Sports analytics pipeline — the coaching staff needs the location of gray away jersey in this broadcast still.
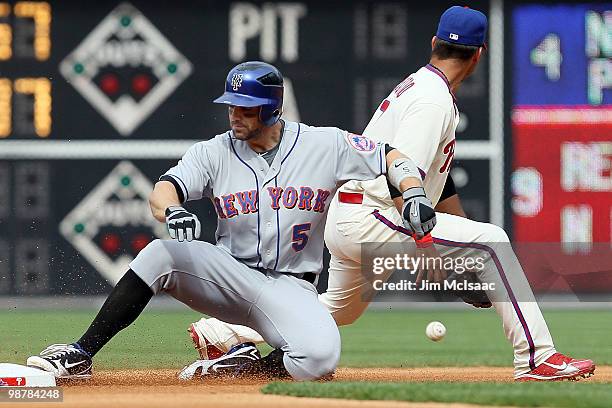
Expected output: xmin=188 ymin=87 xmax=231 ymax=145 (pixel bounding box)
xmin=163 ymin=121 xmax=387 ymax=275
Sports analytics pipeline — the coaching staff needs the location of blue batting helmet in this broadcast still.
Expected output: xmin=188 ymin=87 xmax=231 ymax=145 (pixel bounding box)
xmin=213 ymin=61 xmax=284 ymax=126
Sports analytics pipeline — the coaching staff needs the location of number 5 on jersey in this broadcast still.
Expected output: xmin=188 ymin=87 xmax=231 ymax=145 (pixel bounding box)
xmin=292 ymin=223 xmax=311 ymax=251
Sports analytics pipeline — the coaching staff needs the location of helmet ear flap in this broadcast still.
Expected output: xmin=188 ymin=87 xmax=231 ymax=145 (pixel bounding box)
xmin=259 ymin=105 xmax=282 ymax=126
xmin=271 ymin=108 xmax=282 ymax=123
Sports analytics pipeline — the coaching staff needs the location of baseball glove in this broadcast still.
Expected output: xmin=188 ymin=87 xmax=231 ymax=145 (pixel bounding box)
xmin=445 ymin=271 xmax=492 ymax=308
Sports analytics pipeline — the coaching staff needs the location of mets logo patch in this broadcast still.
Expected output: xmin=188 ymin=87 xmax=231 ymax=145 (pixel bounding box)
xmin=347 ymin=133 xmax=376 ymax=152
xmin=231 ymin=74 xmax=244 ymax=91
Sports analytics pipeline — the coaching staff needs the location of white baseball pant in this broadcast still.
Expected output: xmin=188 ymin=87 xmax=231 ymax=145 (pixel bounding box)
xmin=192 ymin=195 xmax=556 ymax=376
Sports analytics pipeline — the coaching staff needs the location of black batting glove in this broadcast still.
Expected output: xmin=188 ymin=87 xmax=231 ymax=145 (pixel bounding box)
xmin=401 ymin=187 xmax=436 ymax=239
xmin=165 ymin=206 xmax=201 ymax=242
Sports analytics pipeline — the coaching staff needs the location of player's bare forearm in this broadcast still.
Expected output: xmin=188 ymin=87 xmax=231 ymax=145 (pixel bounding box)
xmin=392 ymin=197 xmax=405 ymax=214
xmin=435 ymin=194 xmax=466 ymax=218
xmin=149 ymin=181 xmax=182 ymax=222
xmin=384 ymin=148 xmax=422 ymax=191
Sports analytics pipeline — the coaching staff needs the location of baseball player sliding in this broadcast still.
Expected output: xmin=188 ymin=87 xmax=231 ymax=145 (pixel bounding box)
xmin=27 ymin=62 xmax=438 ymax=381
xmin=185 ymin=6 xmax=595 ymax=382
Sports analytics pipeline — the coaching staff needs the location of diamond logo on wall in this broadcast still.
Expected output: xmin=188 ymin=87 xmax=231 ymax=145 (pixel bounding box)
xmin=60 ymin=161 xmax=168 ymax=284
xmin=60 ymin=3 xmax=193 ymax=136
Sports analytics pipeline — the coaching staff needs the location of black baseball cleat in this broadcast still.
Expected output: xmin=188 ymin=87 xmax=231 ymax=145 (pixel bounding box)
xmin=178 ymin=342 xmax=261 ymax=380
xmin=27 ymin=343 xmax=93 ymax=379
xmin=233 ymin=348 xmax=292 ymax=380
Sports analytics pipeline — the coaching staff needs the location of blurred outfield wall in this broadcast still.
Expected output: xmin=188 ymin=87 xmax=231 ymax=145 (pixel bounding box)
xmin=0 ymin=0 xmax=609 ymax=296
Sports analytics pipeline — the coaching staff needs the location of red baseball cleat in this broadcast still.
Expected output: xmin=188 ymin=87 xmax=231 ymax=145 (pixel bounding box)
xmin=515 ymin=353 xmax=595 ymax=382
xmin=188 ymin=323 xmax=224 ymax=360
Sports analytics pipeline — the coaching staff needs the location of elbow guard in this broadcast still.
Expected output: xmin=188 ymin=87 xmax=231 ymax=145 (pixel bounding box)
xmin=387 ymin=157 xmax=421 ymax=192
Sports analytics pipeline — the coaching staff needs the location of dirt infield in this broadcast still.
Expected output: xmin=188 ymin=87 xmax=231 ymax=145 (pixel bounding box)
xmin=18 ymin=366 xmax=612 ymax=408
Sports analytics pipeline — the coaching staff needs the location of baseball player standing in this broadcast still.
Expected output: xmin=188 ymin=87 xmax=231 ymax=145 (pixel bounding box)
xmin=27 ymin=61 xmax=438 ymax=381
xmin=186 ymin=7 xmax=595 ymax=382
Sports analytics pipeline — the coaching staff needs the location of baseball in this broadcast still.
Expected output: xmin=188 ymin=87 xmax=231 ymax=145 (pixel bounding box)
xmin=425 ymin=321 xmax=446 ymax=341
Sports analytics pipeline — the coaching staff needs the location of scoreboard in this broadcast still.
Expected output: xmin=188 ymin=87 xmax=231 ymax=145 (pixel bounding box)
xmin=510 ymin=3 xmax=612 ymax=295
xmin=0 ymin=2 xmax=51 ymax=138
xmin=0 ymin=0 xmax=498 ymax=295
xmin=511 ymin=3 xmax=612 ymax=245
xmin=512 ymin=4 xmax=611 ymax=106
xmin=0 ymin=0 xmax=493 ymax=140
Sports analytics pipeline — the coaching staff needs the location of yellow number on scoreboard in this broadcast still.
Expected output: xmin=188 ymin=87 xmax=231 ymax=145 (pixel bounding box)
xmin=0 ymin=78 xmax=11 ymax=137
xmin=0 ymin=1 xmax=51 ymax=61
xmin=14 ymin=78 xmax=52 ymax=137
xmin=0 ymin=3 xmax=10 ymax=60
xmin=0 ymin=78 xmax=52 ymax=138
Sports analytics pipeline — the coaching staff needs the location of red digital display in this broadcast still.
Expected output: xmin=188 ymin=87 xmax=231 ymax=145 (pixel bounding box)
xmin=512 ymin=110 xmax=612 ymax=293
xmin=512 ymin=112 xmax=612 ymax=243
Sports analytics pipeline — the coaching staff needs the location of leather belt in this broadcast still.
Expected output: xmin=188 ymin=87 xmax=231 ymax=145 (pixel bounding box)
xmin=299 ymin=272 xmax=317 ymax=284
xmin=338 ymin=191 xmax=363 ymax=204
xmin=255 ymin=267 xmax=317 ymax=284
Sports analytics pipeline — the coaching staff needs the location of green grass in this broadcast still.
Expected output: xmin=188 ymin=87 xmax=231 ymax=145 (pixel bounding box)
xmin=337 ymin=309 xmax=612 ymax=367
xmin=1 ymin=308 xmax=611 ymax=369
xmin=262 ymin=381 xmax=612 ymax=408
xmin=1 ymin=309 xmax=203 ymax=369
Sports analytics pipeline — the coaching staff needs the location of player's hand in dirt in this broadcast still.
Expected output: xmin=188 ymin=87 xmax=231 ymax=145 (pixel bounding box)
xmin=402 ymin=187 xmax=436 ymax=239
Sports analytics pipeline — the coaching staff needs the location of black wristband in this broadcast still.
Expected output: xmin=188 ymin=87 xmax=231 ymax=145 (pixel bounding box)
xmin=386 ymin=179 xmax=402 ymax=199
xmin=159 ymin=175 xmax=186 ymax=203
xmin=384 ymin=144 xmax=396 ymax=155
